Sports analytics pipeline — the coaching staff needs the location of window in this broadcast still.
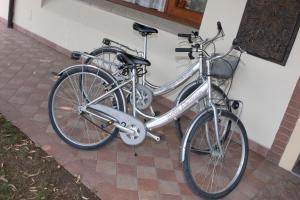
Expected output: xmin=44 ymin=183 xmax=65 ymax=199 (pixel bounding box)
xmin=108 ymin=0 xmax=207 ymax=28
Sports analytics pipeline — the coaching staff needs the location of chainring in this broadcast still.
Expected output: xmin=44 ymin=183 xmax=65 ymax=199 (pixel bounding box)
xmin=88 ymin=104 xmax=146 ymax=146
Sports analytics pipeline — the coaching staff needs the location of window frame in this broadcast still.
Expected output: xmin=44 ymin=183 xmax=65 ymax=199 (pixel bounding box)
xmin=107 ymin=0 xmax=203 ymax=28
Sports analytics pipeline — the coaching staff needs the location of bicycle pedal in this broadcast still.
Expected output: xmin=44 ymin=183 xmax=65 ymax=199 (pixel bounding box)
xmin=157 ymin=134 xmax=166 ymax=142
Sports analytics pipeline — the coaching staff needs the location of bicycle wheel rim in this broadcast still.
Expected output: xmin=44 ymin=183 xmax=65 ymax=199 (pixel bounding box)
xmin=184 ymin=111 xmax=248 ymax=198
xmin=51 ymin=71 xmax=120 ymax=147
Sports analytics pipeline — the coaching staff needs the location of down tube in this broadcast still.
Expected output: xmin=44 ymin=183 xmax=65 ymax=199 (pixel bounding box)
xmin=152 ymin=62 xmax=200 ymax=96
xmin=146 ymin=81 xmax=208 ymax=130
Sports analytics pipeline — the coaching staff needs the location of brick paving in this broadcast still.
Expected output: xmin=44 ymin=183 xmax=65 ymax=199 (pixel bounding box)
xmin=0 ymin=22 xmax=299 ymax=200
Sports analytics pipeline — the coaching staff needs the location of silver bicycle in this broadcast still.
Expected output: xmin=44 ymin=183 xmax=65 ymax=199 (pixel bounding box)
xmin=48 ymin=39 xmax=248 ymax=199
xmin=71 ymin=22 xmax=239 ymax=140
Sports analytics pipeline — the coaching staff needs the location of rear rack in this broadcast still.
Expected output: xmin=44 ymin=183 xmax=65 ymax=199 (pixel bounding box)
xmin=102 ymin=38 xmax=143 ymax=56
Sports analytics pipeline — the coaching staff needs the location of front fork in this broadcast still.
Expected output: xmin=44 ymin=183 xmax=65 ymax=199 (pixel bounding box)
xmin=207 ymin=59 xmax=224 ymax=158
xmin=211 ymin=104 xmax=224 ymax=157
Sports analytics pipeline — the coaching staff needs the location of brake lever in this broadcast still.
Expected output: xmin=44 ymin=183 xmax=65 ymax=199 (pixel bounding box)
xmin=188 ymin=52 xmax=195 ymax=60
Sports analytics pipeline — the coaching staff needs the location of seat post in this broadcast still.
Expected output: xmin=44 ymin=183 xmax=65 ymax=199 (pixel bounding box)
xmin=143 ymin=35 xmax=148 ymax=59
xmin=142 ymin=35 xmax=148 ymax=86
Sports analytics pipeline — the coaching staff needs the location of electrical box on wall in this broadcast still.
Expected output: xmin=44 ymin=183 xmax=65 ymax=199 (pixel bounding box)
xmin=235 ymin=0 xmax=300 ymax=66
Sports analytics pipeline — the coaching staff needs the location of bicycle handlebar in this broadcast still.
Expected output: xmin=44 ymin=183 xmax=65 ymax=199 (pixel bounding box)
xmin=175 ymin=48 xmax=193 ymax=53
xmin=209 ymin=38 xmax=246 ymax=62
xmin=177 ymin=33 xmax=193 ymax=43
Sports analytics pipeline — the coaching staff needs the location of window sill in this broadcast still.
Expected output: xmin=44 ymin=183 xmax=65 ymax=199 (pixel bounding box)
xmin=75 ymin=0 xmax=198 ymax=35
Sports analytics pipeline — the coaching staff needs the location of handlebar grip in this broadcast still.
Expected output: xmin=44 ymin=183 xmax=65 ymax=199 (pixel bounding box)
xmin=178 ymin=33 xmax=191 ymax=38
xmin=178 ymin=33 xmax=193 ymax=43
xmin=175 ymin=48 xmax=193 ymax=53
xmin=217 ymin=21 xmax=223 ymax=32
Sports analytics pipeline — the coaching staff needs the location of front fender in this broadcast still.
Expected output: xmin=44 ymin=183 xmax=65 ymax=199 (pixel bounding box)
xmin=180 ymin=109 xmax=212 ymax=162
xmin=58 ymin=64 xmax=103 ymax=76
xmin=175 ymin=80 xmax=203 ymax=106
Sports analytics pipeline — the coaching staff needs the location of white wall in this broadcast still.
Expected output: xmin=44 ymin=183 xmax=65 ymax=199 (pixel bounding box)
xmin=0 ymin=0 xmax=299 ymax=149
xmin=200 ymin=0 xmax=300 ymax=148
xmin=0 ymin=0 xmax=9 ymax=19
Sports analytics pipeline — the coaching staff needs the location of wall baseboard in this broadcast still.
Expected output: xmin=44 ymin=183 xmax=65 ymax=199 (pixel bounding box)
xmin=0 ymin=16 xmax=270 ymax=158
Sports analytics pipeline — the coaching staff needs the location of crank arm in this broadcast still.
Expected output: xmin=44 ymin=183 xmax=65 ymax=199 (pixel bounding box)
xmin=147 ymin=132 xmax=160 ymax=142
xmin=114 ymin=123 xmax=135 ymax=135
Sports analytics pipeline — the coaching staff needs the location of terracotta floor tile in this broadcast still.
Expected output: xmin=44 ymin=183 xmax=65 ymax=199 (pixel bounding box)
xmin=156 ymin=168 xmax=177 ymax=181
xmin=117 ymin=175 xmax=138 ymax=191
xmin=159 ymin=193 xmax=182 ymax=200
xmin=117 ymin=152 xmax=137 ymax=166
xmin=117 ymin=163 xmax=137 ymax=176
xmin=99 ymin=149 xmax=117 ymax=162
xmin=158 ymin=180 xmax=180 ymax=195
xmin=138 ymin=178 xmax=159 ymax=192
xmin=137 ymin=166 xmax=157 ymax=179
xmin=138 ymin=191 xmax=159 ymax=200
xmin=154 ymin=157 xmax=174 ymax=170
xmin=96 ymin=160 xmax=117 ymax=176
xmin=137 ymin=156 xmax=155 ymax=167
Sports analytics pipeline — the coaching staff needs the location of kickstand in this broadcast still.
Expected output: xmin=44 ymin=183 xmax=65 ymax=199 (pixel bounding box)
xmin=133 ymin=146 xmax=138 ymax=157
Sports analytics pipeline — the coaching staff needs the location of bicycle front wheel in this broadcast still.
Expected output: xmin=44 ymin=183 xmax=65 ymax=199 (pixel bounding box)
xmin=182 ymin=110 xmax=248 ymax=199
xmin=48 ymin=66 xmax=125 ymax=150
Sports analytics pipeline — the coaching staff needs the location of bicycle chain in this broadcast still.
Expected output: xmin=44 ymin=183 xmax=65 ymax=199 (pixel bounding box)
xmin=81 ymin=114 xmax=114 ymax=136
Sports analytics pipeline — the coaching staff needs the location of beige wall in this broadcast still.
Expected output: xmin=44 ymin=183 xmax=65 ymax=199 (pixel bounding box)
xmin=0 ymin=0 xmax=300 ymax=149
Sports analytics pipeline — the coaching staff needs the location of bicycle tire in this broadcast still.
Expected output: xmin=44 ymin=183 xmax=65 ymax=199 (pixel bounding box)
xmin=48 ymin=66 xmax=125 ymax=150
xmin=182 ymin=110 xmax=248 ymax=199
xmin=86 ymin=46 xmax=124 ymax=72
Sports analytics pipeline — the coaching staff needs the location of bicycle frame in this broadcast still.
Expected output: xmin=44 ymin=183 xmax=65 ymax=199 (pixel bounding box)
xmin=84 ymin=65 xmax=209 ymax=131
xmin=140 ymin=35 xmax=206 ymax=96
xmin=151 ymin=62 xmax=200 ymax=96
xmin=98 ymin=35 xmax=206 ymax=97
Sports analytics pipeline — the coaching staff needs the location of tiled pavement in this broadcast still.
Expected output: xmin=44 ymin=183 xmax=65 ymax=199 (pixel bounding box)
xmin=0 ymin=22 xmax=300 ymax=200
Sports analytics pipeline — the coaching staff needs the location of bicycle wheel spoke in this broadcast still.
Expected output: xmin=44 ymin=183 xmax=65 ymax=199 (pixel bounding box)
xmin=183 ymin=110 xmax=248 ymax=199
xmin=66 ymin=74 xmax=81 ymax=104
xmin=49 ymin=68 xmax=124 ymax=149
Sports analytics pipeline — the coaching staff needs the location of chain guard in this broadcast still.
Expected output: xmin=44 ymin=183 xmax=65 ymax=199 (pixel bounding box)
xmin=88 ymin=104 xmax=146 ymax=145
xmin=130 ymin=84 xmax=153 ymax=110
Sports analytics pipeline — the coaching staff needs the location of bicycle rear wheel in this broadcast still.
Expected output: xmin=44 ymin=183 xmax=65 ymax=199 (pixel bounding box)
xmin=48 ymin=66 xmax=125 ymax=149
xmin=86 ymin=47 xmax=123 ymax=75
xmin=182 ymin=110 xmax=248 ymax=199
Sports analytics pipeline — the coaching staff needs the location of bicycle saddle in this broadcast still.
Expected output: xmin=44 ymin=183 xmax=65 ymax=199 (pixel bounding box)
xmin=116 ymin=52 xmax=151 ymax=66
xmin=133 ymin=22 xmax=158 ymax=36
